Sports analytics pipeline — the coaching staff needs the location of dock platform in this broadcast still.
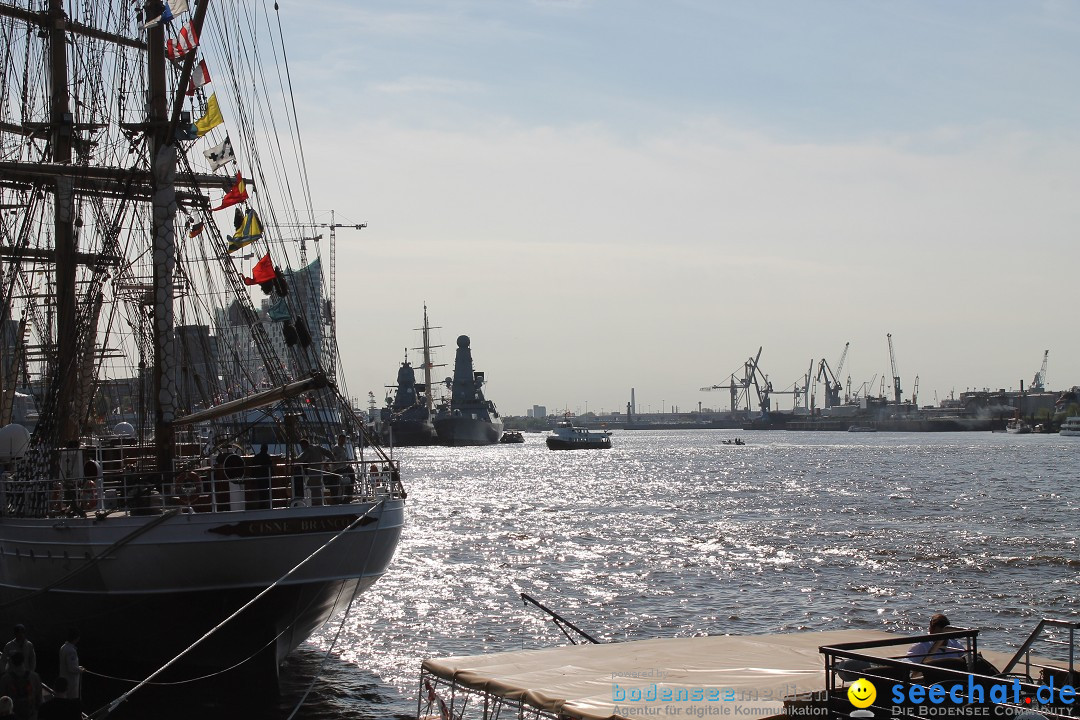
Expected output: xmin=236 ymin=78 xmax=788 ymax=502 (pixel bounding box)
xmin=419 ymin=629 xmax=897 ymax=720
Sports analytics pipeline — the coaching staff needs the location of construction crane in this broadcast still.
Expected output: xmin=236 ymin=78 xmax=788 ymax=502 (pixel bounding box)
xmin=887 ymin=333 xmax=902 ymax=404
xmin=1032 ymin=350 xmax=1049 ymax=392
xmin=269 ymin=212 xmax=367 ymax=376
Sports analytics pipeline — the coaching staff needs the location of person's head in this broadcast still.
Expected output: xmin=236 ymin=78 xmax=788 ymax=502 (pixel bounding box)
xmin=66 ymin=627 xmax=80 ymax=644
xmin=0 ymin=696 xmax=13 ymax=716
xmin=929 ymin=614 xmax=950 ymax=633
xmin=337 ymin=434 xmax=346 ymax=445
xmin=11 ymin=624 xmax=24 ymax=640
xmin=299 ymin=438 xmax=309 ymax=450
xmin=259 ymin=444 xmax=269 ymax=454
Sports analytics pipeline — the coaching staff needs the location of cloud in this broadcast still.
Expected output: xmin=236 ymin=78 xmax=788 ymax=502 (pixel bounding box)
xmin=371 ymin=75 xmax=486 ymax=96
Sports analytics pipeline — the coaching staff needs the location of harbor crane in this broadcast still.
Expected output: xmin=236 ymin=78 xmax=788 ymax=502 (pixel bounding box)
xmin=887 ymin=333 xmax=902 ymax=404
xmin=815 ymin=341 xmax=850 ymax=409
xmin=748 ymin=348 xmax=773 ymax=413
xmin=1032 ymin=350 xmax=1049 ymax=392
xmin=700 ymin=347 xmax=768 ymax=413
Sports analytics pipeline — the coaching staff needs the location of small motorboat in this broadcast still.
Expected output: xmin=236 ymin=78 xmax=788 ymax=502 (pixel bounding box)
xmin=500 ymin=431 xmax=525 ymax=444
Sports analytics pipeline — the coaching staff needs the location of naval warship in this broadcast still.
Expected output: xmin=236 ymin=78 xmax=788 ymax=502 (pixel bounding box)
xmin=381 ymin=354 xmax=439 ymax=446
xmin=433 ymin=335 xmax=504 ymax=446
xmin=381 ymin=306 xmax=441 ymax=446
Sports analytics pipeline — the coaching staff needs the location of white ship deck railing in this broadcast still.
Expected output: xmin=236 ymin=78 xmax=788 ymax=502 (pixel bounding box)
xmin=0 ymin=456 xmax=403 ymax=518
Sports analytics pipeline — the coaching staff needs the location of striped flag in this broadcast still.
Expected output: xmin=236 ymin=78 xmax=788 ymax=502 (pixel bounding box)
xmin=186 ymin=59 xmax=211 ymax=96
xmin=166 ymin=22 xmax=199 ymax=61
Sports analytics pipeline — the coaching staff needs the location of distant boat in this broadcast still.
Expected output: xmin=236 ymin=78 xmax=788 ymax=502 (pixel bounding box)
xmin=1060 ymin=417 xmax=1080 ymax=437
xmin=848 ymin=425 xmax=877 ymax=432
xmin=499 ymin=431 xmax=525 ymax=444
xmin=433 ymin=335 xmax=504 ymax=446
xmin=546 ymin=421 xmax=612 ymax=450
xmin=1006 ymin=418 xmax=1032 ymax=434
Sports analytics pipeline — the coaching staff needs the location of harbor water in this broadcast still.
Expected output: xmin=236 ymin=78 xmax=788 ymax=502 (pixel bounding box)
xmin=104 ymin=430 xmax=1080 ymax=717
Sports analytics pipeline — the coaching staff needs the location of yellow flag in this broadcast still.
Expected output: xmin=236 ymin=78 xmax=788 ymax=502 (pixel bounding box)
xmin=195 ymin=93 xmax=223 ymax=137
xmin=228 ymin=209 xmax=263 ymax=253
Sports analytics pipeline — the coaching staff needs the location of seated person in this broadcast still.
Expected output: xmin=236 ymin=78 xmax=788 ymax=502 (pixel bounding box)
xmin=907 ymin=613 xmax=965 ymax=663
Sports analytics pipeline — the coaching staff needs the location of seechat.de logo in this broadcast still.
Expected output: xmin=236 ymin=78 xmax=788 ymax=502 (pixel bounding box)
xmin=848 ymin=678 xmax=877 ymax=709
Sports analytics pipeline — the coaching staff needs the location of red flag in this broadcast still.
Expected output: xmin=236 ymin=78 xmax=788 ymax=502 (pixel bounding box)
xmin=243 ymin=254 xmax=276 ymax=285
xmin=166 ymin=22 xmax=199 ymax=61
xmin=186 ymin=59 xmax=211 ymax=95
xmin=212 ymin=173 xmax=248 ymax=211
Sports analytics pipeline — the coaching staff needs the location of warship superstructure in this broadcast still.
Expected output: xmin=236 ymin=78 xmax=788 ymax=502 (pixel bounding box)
xmin=433 ymin=335 xmax=503 ymax=446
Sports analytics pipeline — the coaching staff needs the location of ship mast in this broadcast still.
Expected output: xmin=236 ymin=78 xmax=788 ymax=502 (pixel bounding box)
xmin=149 ymin=0 xmax=209 ymax=476
xmin=417 ymin=304 xmax=442 ymax=416
xmin=41 ymin=0 xmax=78 ymax=444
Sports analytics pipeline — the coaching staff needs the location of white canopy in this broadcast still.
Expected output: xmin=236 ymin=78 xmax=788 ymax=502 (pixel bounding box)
xmin=422 ymin=629 xmax=898 ymax=720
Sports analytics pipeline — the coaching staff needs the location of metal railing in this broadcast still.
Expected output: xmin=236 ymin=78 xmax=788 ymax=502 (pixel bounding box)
xmin=819 ymin=622 xmax=1078 ymax=720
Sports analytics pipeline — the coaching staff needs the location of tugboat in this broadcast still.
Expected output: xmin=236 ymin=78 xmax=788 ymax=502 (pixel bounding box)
xmin=433 ymin=335 xmax=504 ymax=446
xmin=545 ymin=420 xmax=612 ymax=450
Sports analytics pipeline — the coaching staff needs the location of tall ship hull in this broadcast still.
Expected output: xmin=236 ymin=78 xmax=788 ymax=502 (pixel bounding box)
xmin=0 ymin=498 xmax=404 ymax=682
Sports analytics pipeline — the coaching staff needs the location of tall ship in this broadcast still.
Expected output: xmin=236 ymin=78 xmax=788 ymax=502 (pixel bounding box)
xmin=0 ymin=0 xmax=403 ymax=699
xmin=433 ymin=335 xmax=503 ymax=446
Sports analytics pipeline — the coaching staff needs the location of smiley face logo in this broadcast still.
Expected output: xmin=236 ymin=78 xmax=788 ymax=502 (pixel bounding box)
xmin=847 ymin=678 xmax=877 ymax=708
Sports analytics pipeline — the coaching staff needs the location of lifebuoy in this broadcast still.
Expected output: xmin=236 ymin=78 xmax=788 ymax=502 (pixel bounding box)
xmin=79 ymin=479 xmax=98 ymax=510
xmin=175 ymin=471 xmax=201 ymax=507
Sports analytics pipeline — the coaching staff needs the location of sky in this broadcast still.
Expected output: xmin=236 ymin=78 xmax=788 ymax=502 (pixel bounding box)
xmin=274 ymin=1 xmax=1080 ymax=416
